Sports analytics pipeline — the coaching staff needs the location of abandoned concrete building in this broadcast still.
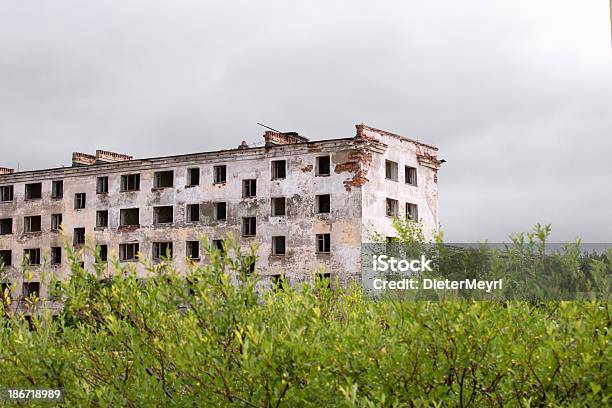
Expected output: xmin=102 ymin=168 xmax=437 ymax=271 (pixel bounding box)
xmin=0 ymin=124 xmax=442 ymax=300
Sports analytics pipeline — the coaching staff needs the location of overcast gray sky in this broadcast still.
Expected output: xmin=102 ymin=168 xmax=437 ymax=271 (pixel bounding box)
xmin=0 ymin=0 xmax=610 ymax=242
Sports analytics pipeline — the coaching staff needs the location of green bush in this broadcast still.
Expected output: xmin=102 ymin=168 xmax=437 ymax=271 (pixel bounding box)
xmin=0 ymin=234 xmax=609 ymax=407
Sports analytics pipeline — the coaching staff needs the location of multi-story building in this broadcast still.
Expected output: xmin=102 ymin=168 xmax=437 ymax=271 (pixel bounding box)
xmin=0 ymin=124 xmax=442 ymax=300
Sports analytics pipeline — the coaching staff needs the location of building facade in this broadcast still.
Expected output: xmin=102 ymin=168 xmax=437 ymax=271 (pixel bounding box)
xmin=0 ymin=124 xmax=442 ymax=300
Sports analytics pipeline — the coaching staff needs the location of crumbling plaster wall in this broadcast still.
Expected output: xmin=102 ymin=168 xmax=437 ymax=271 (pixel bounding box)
xmin=0 ymin=141 xmax=365 ymax=297
xmin=357 ymin=126 xmax=441 ymax=242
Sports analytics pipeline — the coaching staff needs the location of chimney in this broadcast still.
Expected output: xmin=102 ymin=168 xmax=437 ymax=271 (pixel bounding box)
xmin=263 ymin=131 xmax=309 ymax=147
xmin=0 ymin=167 xmax=14 ymax=175
xmin=95 ymin=150 xmax=132 ymax=164
xmin=72 ymin=152 xmax=96 ymax=167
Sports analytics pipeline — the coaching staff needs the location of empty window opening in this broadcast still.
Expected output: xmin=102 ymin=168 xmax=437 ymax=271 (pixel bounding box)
xmin=242 ymin=179 xmax=257 ymax=198
xmin=186 ymin=204 xmax=200 ymax=222
xmin=96 ymin=244 xmax=108 ymax=263
xmin=385 ymin=160 xmax=398 ymax=181
xmin=212 ymin=239 xmax=225 ymax=255
xmin=213 ymin=165 xmax=227 ymax=184
xmin=242 ymin=217 xmax=256 ymax=237
xmin=243 ymin=255 xmax=255 ymax=276
xmin=187 ymin=168 xmax=200 ymax=186
xmin=271 ymin=160 xmax=286 ymax=180
xmin=22 ymin=281 xmax=40 ymax=299
xmin=51 ymin=247 xmax=61 ymax=265
xmin=96 ymin=210 xmax=109 ymax=228
xmin=152 ymin=242 xmax=173 ymax=260
xmin=0 ymin=218 xmax=12 ymax=235
xmin=214 ymin=202 xmax=227 ymax=221
xmin=73 ymin=228 xmax=85 ymax=246
xmin=97 ymin=176 xmax=109 ymax=193
xmin=1 ymin=282 xmax=12 ymax=300
xmin=271 ymin=274 xmax=285 ymax=292
xmin=154 ymin=206 xmax=173 ymax=224
xmin=154 ymin=170 xmax=174 ymax=188
xmin=120 ymin=208 xmax=139 ymax=227
xmin=386 ymin=198 xmax=399 ymax=217
xmin=51 ymin=214 xmax=62 ymax=231
xmin=51 ymin=180 xmax=63 ymax=198
xmin=405 ymin=166 xmax=417 ymax=186
xmin=0 ymin=185 xmax=13 ymax=202
xmin=121 ymin=174 xmax=140 ymax=191
xmin=272 ymin=236 xmax=286 ymax=255
xmin=316 ymin=234 xmax=331 ymax=253
xmin=186 ymin=241 xmax=200 ymax=260
xmin=316 ymin=272 xmax=332 ymax=289
xmin=0 ymin=250 xmax=12 ymax=266
xmin=406 ymin=202 xmax=419 ymax=221
xmin=24 ymin=216 xmax=41 ymax=233
xmin=74 ymin=193 xmax=86 ymax=209
xmin=316 ymin=156 xmax=331 ymax=176
xmin=25 ymin=183 xmax=42 ymax=200
xmin=316 ymin=194 xmax=331 ymax=214
xmin=119 ymin=243 xmax=139 ymax=262
xmin=271 ymin=197 xmax=286 ymax=216
xmin=24 ymin=248 xmax=41 ymax=265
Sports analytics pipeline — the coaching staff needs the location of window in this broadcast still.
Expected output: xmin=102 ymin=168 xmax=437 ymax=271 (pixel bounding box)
xmin=121 ymin=174 xmax=140 ymax=191
xmin=405 ymin=166 xmax=417 ymax=186
xmin=187 ymin=168 xmax=200 ymax=186
xmin=271 ymin=274 xmax=285 ymax=292
xmin=96 ymin=210 xmax=109 ymax=228
xmin=386 ymin=198 xmax=399 ymax=217
xmin=316 ymin=234 xmax=331 ymax=253
xmin=406 ymin=202 xmax=419 ymax=221
xmin=0 ymin=185 xmax=13 ymax=202
xmin=51 ymin=214 xmax=62 ymax=231
xmin=271 ymin=197 xmax=286 ymax=216
xmin=152 ymin=242 xmax=173 ymax=260
xmin=242 ymin=217 xmax=256 ymax=237
xmin=212 ymin=239 xmax=225 ymax=255
xmin=272 ymin=236 xmax=286 ymax=255
xmin=51 ymin=180 xmax=63 ymax=198
xmin=50 ymin=247 xmax=61 ymax=265
xmin=213 ymin=165 xmax=226 ymax=184
xmin=97 ymin=176 xmax=109 ymax=193
xmin=242 ymin=179 xmax=257 ymax=198
xmin=271 ymin=160 xmax=286 ymax=180
xmin=96 ymin=244 xmax=108 ymax=263
xmin=186 ymin=241 xmax=200 ymax=260
xmin=186 ymin=204 xmax=200 ymax=222
xmin=0 ymin=250 xmax=11 ymax=266
xmin=214 ymin=202 xmax=227 ymax=221
xmin=120 ymin=208 xmax=140 ymax=227
xmin=1 ymin=282 xmax=11 ymax=300
xmin=316 ymin=156 xmax=331 ymax=176
xmin=154 ymin=170 xmax=174 ymax=188
xmin=25 ymin=183 xmax=42 ymax=200
xmin=74 ymin=193 xmax=86 ymax=209
xmin=316 ymin=272 xmax=332 ymax=289
xmin=24 ymin=248 xmax=41 ymax=265
xmin=316 ymin=194 xmax=331 ymax=214
xmin=73 ymin=228 xmax=85 ymax=246
xmin=119 ymin=243 xmax=139 ymax=262
xmin=0 ymin=218 xmax=12 ymax=235
xmin=243 ymin=255 xmax=255 ymax=276
xmin=385 ymin=160 xmax=398 ymax=181
xmin=153 ymin=206 xmax=173 ymax=224
xmin=22 ymin=281 xmax=40 ymax=299
xmin=24 ymin=216 xmax=41 ymax=233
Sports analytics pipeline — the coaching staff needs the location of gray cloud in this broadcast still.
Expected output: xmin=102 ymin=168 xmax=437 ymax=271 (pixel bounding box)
xmin=0 ymin=0 xmax=610 ymax=241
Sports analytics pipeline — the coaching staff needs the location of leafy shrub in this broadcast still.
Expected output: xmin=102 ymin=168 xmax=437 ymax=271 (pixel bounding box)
xmin=0 ymin=234 xmax=610 ymax=406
